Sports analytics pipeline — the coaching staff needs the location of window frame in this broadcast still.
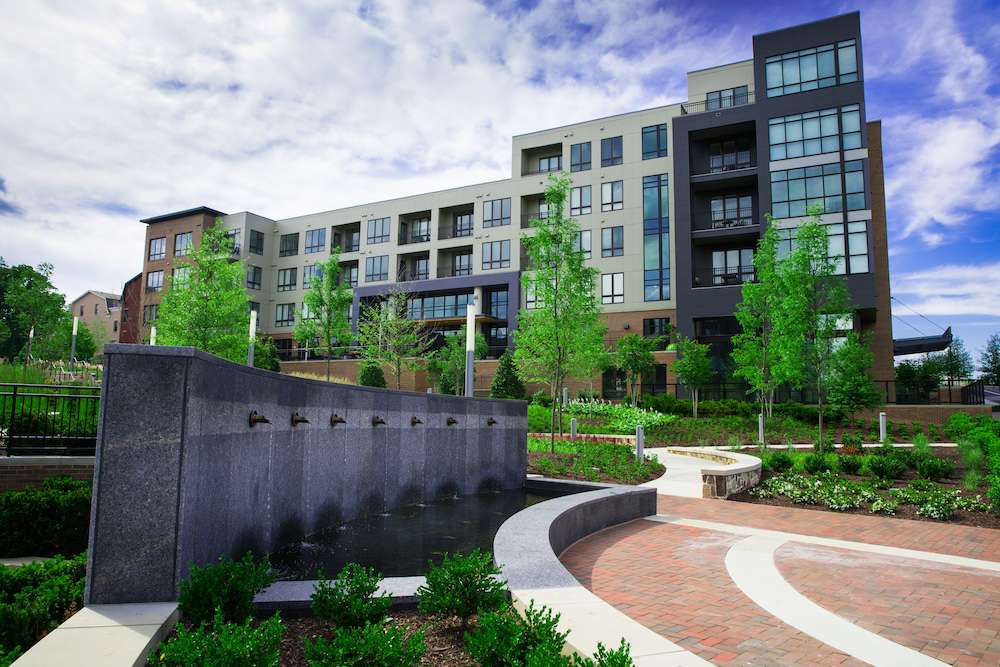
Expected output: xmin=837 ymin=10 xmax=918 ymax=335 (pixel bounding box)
xmin=304 ymin=228 xmax=326 ymax=254
xmin=570 ymin=141 xmax=591 ymax=172
xmin=600 ymin=136 xmax=623 ymax=167
xmin=173 ymin=232 xmax=193 ymax=257
xmin=365 ymin=255 xmax=389 ymax=282
xmin=601 ymin=180 xmax=623 ymax=212
xmin=276 ymin=267 xmax=298 ymax=292
xmin=148 ymin=237 xmax=166 ymax=261
xmin=483 ymin=198 xmax=511 ymax=228
xmin=601 ymin=272 xmax=624 ymax=304
xmin=246 ymin=265 xmax=262 ymax=290
xmin=275 ymin=303 xmax=295 ymax=327
xmin=641 ymin=123 xmax=668 ymax=160
xmin=279 ymin=233 xmax=300 ymax=257
xmin=366 ymin=217 xmax=390 ymax=245
xmin=248 ymin=229 xmax=265 ymax=255
xmin=570 ymin=185 xmax=592 ymax=216
xmin=482 ymin=240 xmax=510 ymax=270
xmin=601 ymin=226 xmax=624 ymax=257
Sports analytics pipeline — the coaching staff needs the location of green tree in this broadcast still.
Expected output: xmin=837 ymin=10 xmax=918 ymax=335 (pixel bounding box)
xmin=672 ymin=335 xmax=713 ymax=418
xmin=932 ymin=336 xmax=974 ymax=384
xmin=827 ymin=332 xmax=882 ymax=419
xmin=253 ymin=335 xmax=281 ymax=372
xmin=358 ymin=362 xmax=387 ymax=388
xmin=614 ymin=333 xmax=659 ymax=406
xmin=980 ymin=332 xmax=1000 ymax=384
xmin=490 ymin=349 xmax=525 ymax=399
xmin=514 ymin=173 xmax=607 ymax=450
xmin=0 ymin=260 xmax=66 ymax=361
xmin=427 ymin=327 xmax=487 ymax=395
xmin=293 ymin=251 xmax=354 ymax=381
xmin=774 ymin=208 xmax=852 ymax=448
xmin=155 ymin=223 xmax=250 ymax=363
xmin=732 ymin=223 xmax=785 ymax=426
xmin=33 ymin=310 xmax=96 ymax=362
xmin=895 ymin=356 xmax=943 ymax=402
xmin=356 ymin=287 xmax=432 ymax=390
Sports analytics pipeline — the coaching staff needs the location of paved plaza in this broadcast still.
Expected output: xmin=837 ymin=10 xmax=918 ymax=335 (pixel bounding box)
xmin=562 ymin=495 xmax=1000 ymax=666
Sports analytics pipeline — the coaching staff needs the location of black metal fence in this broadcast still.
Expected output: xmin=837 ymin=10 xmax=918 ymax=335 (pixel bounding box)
xmin=0 ymin=383 xmax=101 ymax=455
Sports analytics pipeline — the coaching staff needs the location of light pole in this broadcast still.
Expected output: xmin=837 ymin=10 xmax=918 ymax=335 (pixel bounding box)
xmin=464 ymin=303 xmax=475 ymax=398
xmin=150 ymin=325 xmax=157 ymax=346
xmin=70 ymin=316 xmax=79 ymax=372
xmin=247 ymin=309 xmax=257 ymax=367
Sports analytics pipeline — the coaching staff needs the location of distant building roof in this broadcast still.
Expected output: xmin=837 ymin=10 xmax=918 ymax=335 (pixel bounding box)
xmin=70 ymin=289 xmax=121 ymax=305
xmin=139 ymin=206 xmax=226 ymax=224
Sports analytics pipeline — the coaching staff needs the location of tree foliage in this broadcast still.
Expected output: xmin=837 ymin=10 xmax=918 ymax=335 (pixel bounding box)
xmin=827 ymin=332 xmax=882 ymax=417
xmin=155 ymin=223 xmax=251 ymax=363
xmin=514 ymin=173 xmax=607 ymax=449
xmin=672 ymin=335 xmax=713 ymax=419
xmin=357 ymin=287 xmax=432 ymax=390
xmin=490 ymin=349 xmax=525 ymax=399
xmin=426 ymin=326 xmax=487 ymax=395
xmin=980 ymin=332 xmax=1000 ymax=384
xmin=614 ymin=333 xmax=659 ymax=406
xmin=293 ymin=250 xmax=354 ymax=381
xmin=931 ymin=336 xmax=974 ymax=382
xmin=358 ymin=362 xmax=387 ymax=388
xmin=0 ymin=259 xmax=67 ymax=361
xmin=252 ymin=336 xmax=281 ymax=372
xmin=33 ymin=313 xmax=96 ymax=363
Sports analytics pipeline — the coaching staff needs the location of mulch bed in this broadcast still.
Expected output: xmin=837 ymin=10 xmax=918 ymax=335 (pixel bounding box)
xmin=279 ymin=610 xmax=472 ymax=666
xmin=526 ymin=451 xmax=665 ymax=484
xmin=731 ymin=447 xmax=1000 ymax=530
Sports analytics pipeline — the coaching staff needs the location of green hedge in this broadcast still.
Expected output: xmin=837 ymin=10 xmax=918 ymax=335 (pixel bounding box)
xmin=0 ymin=477 xmax=91 ymax=557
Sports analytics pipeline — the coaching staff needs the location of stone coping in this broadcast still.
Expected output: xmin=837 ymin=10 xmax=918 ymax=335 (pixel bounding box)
xmin=255 ymin=576 xmax=426 ymax=616
xmin=12 ymin=603 xmax=178 ymax=667
xmin=660 ymin=446 xmax=761 ymax=476
xmin=0 ymin=456 xmax=96 ymax=466
xmin=494 ymin=481 xmax=709 ymax=664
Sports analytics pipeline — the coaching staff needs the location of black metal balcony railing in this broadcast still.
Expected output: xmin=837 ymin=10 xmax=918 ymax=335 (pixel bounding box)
xmin=398 ymin=269 xmax=429 ymax=282
xmin=522 ymin=160 xmax=562 ymax=176
xmin=692 ymin=208 xmax=756 ymax=231
xmin=693 ymin=266 xmax=756 ymax=287
xmin=435 ymin=265 xmax=472 ymax=278
xmin=333 ymin=241 xmax=360 ymax=253
xmin=707 ymin=154 xmax=754 ymax=174
xmin=680 ymin=90 xmax=755 ymax=115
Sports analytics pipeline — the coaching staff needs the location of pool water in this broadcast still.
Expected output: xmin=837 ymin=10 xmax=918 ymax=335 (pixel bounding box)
xmin=270 ymin=488 xmax=570 ymax=579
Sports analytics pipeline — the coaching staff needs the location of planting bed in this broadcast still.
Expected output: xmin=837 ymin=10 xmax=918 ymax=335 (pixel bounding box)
xmin=526 ymin=437 xmax=664 ymax=485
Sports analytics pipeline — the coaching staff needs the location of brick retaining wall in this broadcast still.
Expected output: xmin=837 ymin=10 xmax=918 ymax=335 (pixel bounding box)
xmin=0 ymin=456 xmax=94 ymax=492
xmin=859 ymin=404 xmax=993 ymax=425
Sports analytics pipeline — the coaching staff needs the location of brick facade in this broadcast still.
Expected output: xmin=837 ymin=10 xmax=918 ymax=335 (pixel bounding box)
xmin=0 ymin=457 xmax=94 ymax=492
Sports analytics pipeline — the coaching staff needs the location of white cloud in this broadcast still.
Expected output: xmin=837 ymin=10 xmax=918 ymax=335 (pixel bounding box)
xmin=892 ymin=261 xmax=1000 ymax=317
xmin=0 ymin=0 xmax=748 ymax=300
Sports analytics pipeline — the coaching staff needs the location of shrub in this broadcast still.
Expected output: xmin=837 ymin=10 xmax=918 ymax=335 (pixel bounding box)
xmin=917 ymin=496 xmax=955 ymax=521
xmin=944 ymin=412 xmax=975 ymax=440
xmin=490 ymin=350 xmax=525 ymax=400
xmin=803 ymin=453 xmax=831 ymax=474
xmin=765 ymin=451 xmax=794 ymax=474
xmin=528 ymin=404 xmax=553 ymax=432
xmin=575 ymin=639 xmax=636 ymax=667
xmin=838 ymin=455 xmax=862 ymax=475
xmin=869 ymin=496 xmax=897 ymax=515
xmin=465 ymin=602 xmax=569 ymax=667
xmin=867 ymin=455 xmax=906 ymax=480
xmin=840 ymin=432 xmax=862 ymax=456
xmin=577 ymin=389 xmax=599 ymax=401
xmin=530 ymin=390 xmax=553 ymax=407
xmin=0 ymin=552 xmax=86 ymax=659
xmin=639 ymin=394 xmax=692 ymax=417
xmin=178 ymin=552 xmax=275 ymax=626
xmin=416 ymin=549 xmax=506 ymax=621
xmin=0 ymin=477 xmax=91 ymax=557
xmin=311 ymin=563 xmax=390 ymax=628
xmin=303 ymin=622 xmax=425 ymax=667
xmin=915 ymin=456 xmax=954 ymax=481
xmin=357 ymin=362 xmax=387 ymax=388
xmin=698 ymin=399 xmax=755 ymax=418
xmin=773 ymin=402 xmax=818 ymax=423
xmin=964 ymin=469 xmax=984 ymax=491
xmin=151 ymin=610 xmax=283 ymax=667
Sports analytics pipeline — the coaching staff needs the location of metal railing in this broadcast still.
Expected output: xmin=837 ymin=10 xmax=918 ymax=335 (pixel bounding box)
xmin=693 ymin=266 xmax=756 ymax=287
xmin=1 ymin=383 xmax=101 ymax=455
xmin=692 ymin=208 xmax=756 ymax=231
xmin=680 ymin=90 xmax=755 ymax=115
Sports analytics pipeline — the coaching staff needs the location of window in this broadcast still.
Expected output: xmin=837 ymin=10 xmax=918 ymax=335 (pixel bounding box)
xmin=305 ymin=228 xmax=326 ymax=253
xmin=303 ymin=264 xmax=323 ymax=289
xmin=848 ymin=220 xmax=869 ymax=273
xmin=342 ymin=264 xmax=359 ymax=287
xmin=573 ymin=230 xmax=592 ymax=259
xmin=145 ymin=270 xmax=164 ymax=292
xmin=483 ymin=198 xmax=511 ymax=228
xmin=276 ymin=268 xmax=297 ymax=292
xmin=601 ymin=136 xmax=623 ymax=166
xmin=275 ymin=303 xmax=295 ymax=327
xmin=642 ymin=174 xmax=670 ymax=301
xmin=570 ymin=185 xmax=591 ymax=216
xmin=78 ymin=305 xmax=84 ymax=316
xmin=225 ymin=229 xmax=241 ymax=254
xmin=770 ymin=162 xmax=843 ymax=218
xmin=485 ymin=287 xmax=508 ymax=319
xmin=171 ymin=266 xmax=190 ymax=286
xmin=482 ymin=240 xmax=510 ymax=270
xmin=172 ymin=232 xmax=192 ymax=257
xmin=844 ymin=160 xmax=866 ymax=210
xmin=765 ymin=39 xmax=858 ymax=97
xmin=279 ymin=233 xmax=299 ymax=257
xmin=406 ymin=293 xmax=473 ymax=320
xmin=365 ymin=255 xmax=389 ymax=282
xmin=367 ymin=217 xmax=390 ymax=244
xmin=706 ymin=86 xmax=749 ymax=110
xmin=247 ymin=265 xmax=262 ymax=290
xmin=601 ymin=181 xmax=623 ymax=212
xmin=454 ymin=213 xmax=473 ymax=237
xmin=113 ymin=320 xmax=118 ymax=332
xmin=601 ymin=226 xmax=623 ymax=257
xmin=711 ymin=249 xmax=755 ymax=285
xmin=453 ymin=252 xmax=472 ymax=276
xmin=93 ymin=303 xmax=98 ymax=315
xmin=409 ymin=257 xmax=429 ymax=280
xmin=642 ymin=124 xmax=668 ymax=159
xmin=601 ymin=273 xmax=624 ymax=304
xmin=142 ymin=304 xmax=158 ymax=325
xmin=777 ymin=222 xmax=852 ymax=275
xmin=768 ymin=108 xmax=838 ymax=160
xmin=249 ymin=229 xmax=265 ymax=255
xmin=840 ymin=104 xmax=861 ymax=149
xmin=487 ymin=326 xmax=508 ymax=349
xmin=710 ymin=195 xmax=753 ymax=228
xmin=570 ymin=142 xmax=591 ymax=172
xmin=709 ymin=138 xmax=753 ymax=172
xmin=148 ymin=237 xmax=165 ymax=261
xmin=538 ymin=155 xmax=561 ymax=172
xmin=525 ymin=281 xmax=539 ymax=309
xmin=643 ymin=317 xmax=671 ymax=337
xmin=408 ymin=218 xmax=430 ymax=243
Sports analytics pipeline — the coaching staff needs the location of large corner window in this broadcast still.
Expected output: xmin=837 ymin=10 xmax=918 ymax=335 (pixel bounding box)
xmin=279 ymin=232 xmax=299 ymax=257
xmin=770 ymin=163 xmax=842 ymax=218
xmin=642 ymin=174 xmax=670 ymax=302
xmin=148 ymin=237 xmax=165 ymax=261
xmin=765 ymin=39 xmax=859 ymax=98
xmin=768 ymin=104 xmax=862 ymax=161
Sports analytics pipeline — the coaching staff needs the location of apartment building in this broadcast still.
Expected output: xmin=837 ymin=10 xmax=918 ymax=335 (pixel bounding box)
xmin=68 ymin=290 xmax=122 ymax=345
xmin=136 ymin=12 xmax=893 ymax=395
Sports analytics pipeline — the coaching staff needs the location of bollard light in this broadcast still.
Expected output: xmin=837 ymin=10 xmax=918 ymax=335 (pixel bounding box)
xmin=636 ymin=424 xmax=644 ymax=462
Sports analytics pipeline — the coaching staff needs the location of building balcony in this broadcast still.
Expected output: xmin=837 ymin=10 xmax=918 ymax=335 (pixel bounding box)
xmin=691 ymin=208 xmax=757 ymax=232
xmin=680 ymin=90 xmax=755 ymax=116
xmin=437 ymin=266 xmax=472 ymax=278
xmin=398 ymin=269 xmax=429 ymax=283
xmin=693 ymin=265 xmax=755 ymax=288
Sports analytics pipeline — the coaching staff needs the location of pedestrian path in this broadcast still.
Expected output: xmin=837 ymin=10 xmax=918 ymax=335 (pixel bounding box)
xmin=561 ymin=495 xmax=1000 ymax=665
xmin=641 ymin=448 xmax=706 ymax=497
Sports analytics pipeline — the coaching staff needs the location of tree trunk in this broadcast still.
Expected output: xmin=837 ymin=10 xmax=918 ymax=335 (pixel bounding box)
xmin=693 ymin=387 xmax=699 ymax=419
xmin=550 ymin=385 xmax=557 ymax=453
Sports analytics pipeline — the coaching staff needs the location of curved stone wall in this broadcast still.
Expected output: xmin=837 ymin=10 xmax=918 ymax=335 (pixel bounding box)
xmin=86 ymin=345 xmax=526 ymax=605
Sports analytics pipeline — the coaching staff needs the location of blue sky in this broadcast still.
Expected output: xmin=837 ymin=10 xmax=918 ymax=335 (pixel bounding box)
xmin=0 ymin=0 xmax=997 ymax=364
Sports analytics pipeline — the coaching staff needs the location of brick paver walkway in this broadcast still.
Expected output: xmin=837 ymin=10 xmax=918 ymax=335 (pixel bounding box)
xmin=561 ymin=496 xmax=1000 ymax=666
xmin=777 ymin=542 xmax=1000 ymax=665
xmin=659 ymin=495 xmax=1000 ymax=562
